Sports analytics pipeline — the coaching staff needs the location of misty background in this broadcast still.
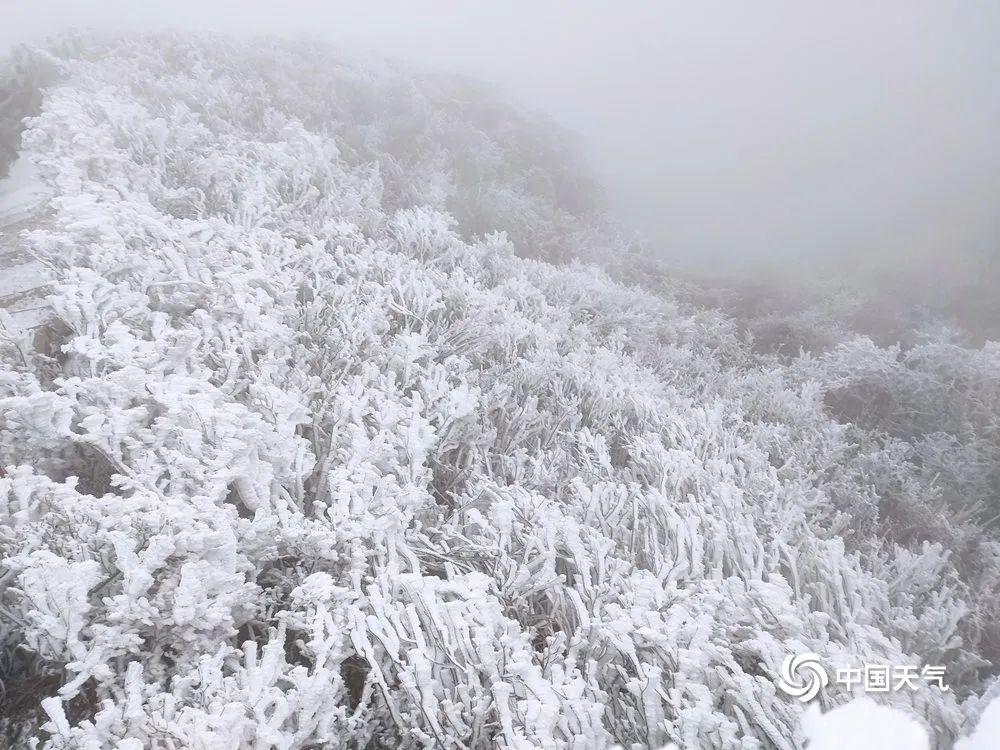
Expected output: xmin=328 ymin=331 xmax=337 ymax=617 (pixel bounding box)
xmin=4 ymin=0 xmax=1000 ymax=309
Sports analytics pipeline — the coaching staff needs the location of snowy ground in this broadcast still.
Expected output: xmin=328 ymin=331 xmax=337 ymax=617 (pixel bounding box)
xmin=0 ymin=153 xmax=51 ymax=332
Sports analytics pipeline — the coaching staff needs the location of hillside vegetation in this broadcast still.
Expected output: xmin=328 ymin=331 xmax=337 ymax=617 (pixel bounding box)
xmin=0 ymin=34 xmax=998 ymax=748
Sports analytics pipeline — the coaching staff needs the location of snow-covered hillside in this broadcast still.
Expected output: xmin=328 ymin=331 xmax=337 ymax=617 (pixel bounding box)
xmin=1 ymin=34 xmax=998 ymax=748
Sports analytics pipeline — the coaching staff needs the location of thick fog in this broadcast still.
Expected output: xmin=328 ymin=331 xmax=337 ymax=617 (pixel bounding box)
xmin=5 ymin=0 xmax=1000 ymax=287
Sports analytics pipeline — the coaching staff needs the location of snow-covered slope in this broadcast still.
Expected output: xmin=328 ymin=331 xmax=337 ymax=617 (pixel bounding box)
xmin=0 ymin=152 xmax=51 ymax=333
xmin=0 ymin=152 xmax=49 ymax=224
xmin=0 ymin=34 xmax=996 ymax=749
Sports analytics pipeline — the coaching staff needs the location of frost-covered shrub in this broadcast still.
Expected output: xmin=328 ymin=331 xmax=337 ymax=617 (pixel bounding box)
xmin=796 ymin=335 xmax=1000 ymax=681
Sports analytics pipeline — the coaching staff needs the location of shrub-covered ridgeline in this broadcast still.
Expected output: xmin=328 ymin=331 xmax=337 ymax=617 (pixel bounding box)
xmin=1 ymin=34 xmax=998 ymax=748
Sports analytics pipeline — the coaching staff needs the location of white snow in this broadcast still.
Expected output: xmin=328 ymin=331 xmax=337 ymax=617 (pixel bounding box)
xmin=801 ymin=699 xmax=930 ymax=749
xmin=0 ymin=151 xmax=49 ymax=225
xmin=956 ymin=694 xmax=1000 ymax=750
xmin=0 ymin=151 xmax=51 ymax=331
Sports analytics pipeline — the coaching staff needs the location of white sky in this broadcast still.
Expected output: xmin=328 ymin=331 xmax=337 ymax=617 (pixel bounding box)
xmin=4 ymin=0 xmax=1000 ymax=280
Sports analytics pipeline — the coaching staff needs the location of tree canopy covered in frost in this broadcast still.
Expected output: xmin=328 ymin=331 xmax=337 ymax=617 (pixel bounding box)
xmin=0 ymin=33 xmax=998 ymax=749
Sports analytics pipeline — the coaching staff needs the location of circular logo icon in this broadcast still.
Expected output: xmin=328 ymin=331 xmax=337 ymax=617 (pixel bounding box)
xmin=777 ymin=653 xmax=829 ymax=702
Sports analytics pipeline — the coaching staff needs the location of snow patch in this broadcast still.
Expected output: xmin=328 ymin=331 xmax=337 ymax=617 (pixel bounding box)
xmin=0 ymin=150 xmax=49 ymax=226
xmin=802 ymin=698 xmax=930 ymax=749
